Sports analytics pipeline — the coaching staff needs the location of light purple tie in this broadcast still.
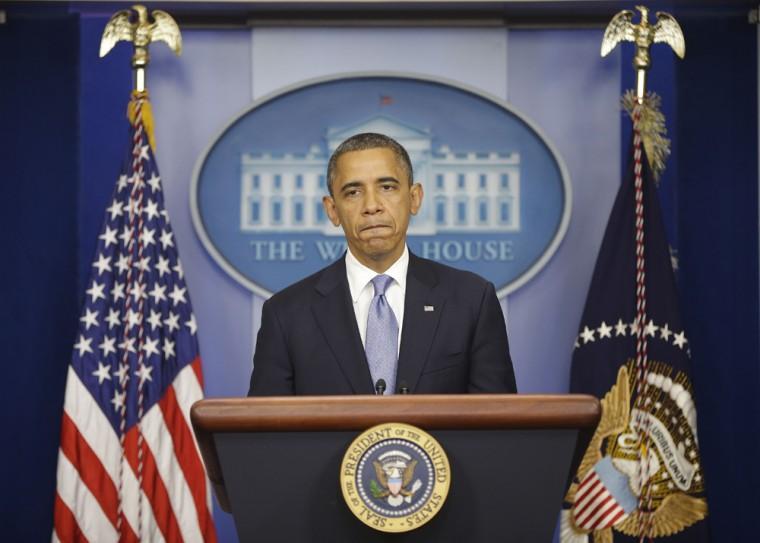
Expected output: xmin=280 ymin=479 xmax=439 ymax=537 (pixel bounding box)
xmin=365 ymin=275 xmax=398 ymax=395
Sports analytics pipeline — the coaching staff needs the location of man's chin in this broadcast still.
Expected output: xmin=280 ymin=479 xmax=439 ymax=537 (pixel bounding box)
xmin=352 ymin=239 xmax=403 ymax=263
xmin=357 ymin=231 xmax=395 ymax=248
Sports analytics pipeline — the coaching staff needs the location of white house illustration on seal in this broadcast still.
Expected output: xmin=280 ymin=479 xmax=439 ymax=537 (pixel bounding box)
xmin=240 ymin=115 xmax=521 ymax=235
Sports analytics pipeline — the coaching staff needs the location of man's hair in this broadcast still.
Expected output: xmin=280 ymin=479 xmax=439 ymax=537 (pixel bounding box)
xmin=326 ymin=132 xmax=413 ymax=196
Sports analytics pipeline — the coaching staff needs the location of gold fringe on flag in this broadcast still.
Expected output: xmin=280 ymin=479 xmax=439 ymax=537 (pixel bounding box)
xmin=622 ymin=91 xmax=670 ymax=181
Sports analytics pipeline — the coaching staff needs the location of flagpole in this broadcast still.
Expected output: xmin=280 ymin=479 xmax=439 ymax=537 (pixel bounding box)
xmin=97 ymin=5 xmax=182 ymax=540
xmin=600 ymin=6 xmax=686 ymax=542
xmin=562 ymin=9 xmax=708 ymax=543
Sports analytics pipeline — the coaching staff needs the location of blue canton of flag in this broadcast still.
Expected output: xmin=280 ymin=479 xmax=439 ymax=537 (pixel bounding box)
xmin=561 ymin=107 xmax=709 ymax=542
xmin=54 ymin=95 xmax=217 ymax=543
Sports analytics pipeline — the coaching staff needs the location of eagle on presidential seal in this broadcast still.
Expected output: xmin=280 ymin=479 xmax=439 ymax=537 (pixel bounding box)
xmin=370 ymin=450 xmax=423 ymax=507
xmin=562 ymin=362 xmax=707 ymax=543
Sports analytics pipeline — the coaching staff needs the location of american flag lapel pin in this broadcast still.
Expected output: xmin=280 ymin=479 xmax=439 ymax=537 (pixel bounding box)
xmin=424 ymin=305 xmax=434 ymax=312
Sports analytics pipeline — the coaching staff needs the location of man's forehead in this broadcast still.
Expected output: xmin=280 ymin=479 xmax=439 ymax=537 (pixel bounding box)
xmin=335 ymin=147 xmax=405 ymax=178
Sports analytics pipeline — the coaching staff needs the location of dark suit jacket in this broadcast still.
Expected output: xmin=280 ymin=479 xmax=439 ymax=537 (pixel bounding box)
xmin=248 ymin=252 xmax=517 ymax=395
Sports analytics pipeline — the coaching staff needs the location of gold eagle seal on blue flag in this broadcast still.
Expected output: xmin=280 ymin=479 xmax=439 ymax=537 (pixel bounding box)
xmin=562 ymin=363 xmax=707 ymax=542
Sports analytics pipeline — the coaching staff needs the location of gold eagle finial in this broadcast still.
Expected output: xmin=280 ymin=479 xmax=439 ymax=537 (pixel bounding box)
xmin=99 ymin=5 xmax=181 ymax=148
xmin=99 ymin=5 xmax=181 ymax=93
xmin=601 ymin=6 xmax=685 ymax=105
xmin=100 ymin=5 xmax=182 ymax=60
xmin=601 ymin=6 xmax=685 ymax=67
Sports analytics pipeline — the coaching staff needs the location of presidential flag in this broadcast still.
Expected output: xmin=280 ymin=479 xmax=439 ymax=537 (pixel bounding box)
xmin=561 ymin=105 xmax=709 ymax=542
xmin=53 ymin=93 xmax=217 ymax=542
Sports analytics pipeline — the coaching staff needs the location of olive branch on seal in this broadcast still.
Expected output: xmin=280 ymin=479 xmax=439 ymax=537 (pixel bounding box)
xmin=369 ymin=479 xmax=385 ymax=499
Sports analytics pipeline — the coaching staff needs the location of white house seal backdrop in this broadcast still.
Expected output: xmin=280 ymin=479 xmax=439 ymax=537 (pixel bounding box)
xmin=191 ymin=75 xmax=571 ymax=298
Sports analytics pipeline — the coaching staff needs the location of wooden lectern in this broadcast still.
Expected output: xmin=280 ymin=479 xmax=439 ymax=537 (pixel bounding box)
xmin=191 ymin=395 xmax=600 ymax=542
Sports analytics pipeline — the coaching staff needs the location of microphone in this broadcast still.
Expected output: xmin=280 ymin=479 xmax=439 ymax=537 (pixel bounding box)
xmin=398 ymin=381 xmax=410 ymax=394
xmin=374 ymin=379 xmax=386 ymax=395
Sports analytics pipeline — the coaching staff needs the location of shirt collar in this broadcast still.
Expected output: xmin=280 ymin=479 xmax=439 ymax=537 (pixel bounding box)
xmin=345 ymin=245 xmax=409 ymax=303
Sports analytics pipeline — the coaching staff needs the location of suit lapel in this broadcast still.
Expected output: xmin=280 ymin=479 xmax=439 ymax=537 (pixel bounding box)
xmin=397 ymin=254 xmax=445 ymax=393
xmin=312 ymin=258 xmax=375 ymax=394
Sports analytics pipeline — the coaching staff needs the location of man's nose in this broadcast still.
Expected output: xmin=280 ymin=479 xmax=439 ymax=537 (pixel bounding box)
xmin=362 ymin=188 xmax=383 ymax=214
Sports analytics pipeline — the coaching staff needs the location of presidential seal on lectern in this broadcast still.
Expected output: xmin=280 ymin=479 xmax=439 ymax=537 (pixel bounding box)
xmin=340 ymin=423 xmax=451 ymax=533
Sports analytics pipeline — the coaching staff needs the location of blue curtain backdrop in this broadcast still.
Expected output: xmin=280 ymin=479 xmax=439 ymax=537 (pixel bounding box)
xmin=0 ymin=3 xmax=757 ymax=542
xmin=0 ymin=8 xmax=79 ymax=541
xmin=676 ymin=10 xmax=760 ymax=540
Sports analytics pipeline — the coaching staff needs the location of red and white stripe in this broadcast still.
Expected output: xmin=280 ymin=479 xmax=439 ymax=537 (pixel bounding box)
xmin=53 ymin=360 xmax=216 ymax=543
xmin=573 ymin=470 xmax=628 ymax=531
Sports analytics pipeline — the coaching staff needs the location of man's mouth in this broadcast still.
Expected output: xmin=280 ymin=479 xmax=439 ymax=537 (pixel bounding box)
xmin=360 ymin=224 xmax=391 ymax=232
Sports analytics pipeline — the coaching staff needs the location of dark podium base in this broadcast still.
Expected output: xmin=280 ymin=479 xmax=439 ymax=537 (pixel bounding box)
xmin=191 ymin=395 xmax=600 ymax=543
xmin=217 ymin=428 xmax=578 ymax=542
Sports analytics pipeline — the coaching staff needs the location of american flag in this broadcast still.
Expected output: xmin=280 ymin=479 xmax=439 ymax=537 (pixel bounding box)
xmin=53 ymin=95 xmax=217 ymax=543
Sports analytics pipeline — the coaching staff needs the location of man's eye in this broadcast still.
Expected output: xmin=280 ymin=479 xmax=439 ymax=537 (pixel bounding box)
xmin=381 ymin=184 xmax=396 ymax=191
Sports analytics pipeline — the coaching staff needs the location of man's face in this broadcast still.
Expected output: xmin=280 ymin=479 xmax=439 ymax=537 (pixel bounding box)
xmin=323 ymin=147 xmax=423 ymax=273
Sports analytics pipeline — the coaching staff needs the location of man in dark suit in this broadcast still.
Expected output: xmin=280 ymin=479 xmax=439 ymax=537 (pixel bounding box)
xmin=249 ymin=133 xmax=516 ymax=395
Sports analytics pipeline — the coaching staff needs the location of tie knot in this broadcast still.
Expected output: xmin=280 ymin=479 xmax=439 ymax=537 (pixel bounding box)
xmin=371 ymin=274 xmax=394 ymax=296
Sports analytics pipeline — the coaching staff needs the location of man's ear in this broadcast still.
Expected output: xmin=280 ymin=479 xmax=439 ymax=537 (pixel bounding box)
xmin=323 ymin=195 xmax=341 ymax=227
xmin=410 ymin=183 xmax=423 ymax=216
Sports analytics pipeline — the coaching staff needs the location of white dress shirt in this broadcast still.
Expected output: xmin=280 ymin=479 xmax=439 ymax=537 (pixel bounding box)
xmin=345 ymin=245 xmax=408 ymax=355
